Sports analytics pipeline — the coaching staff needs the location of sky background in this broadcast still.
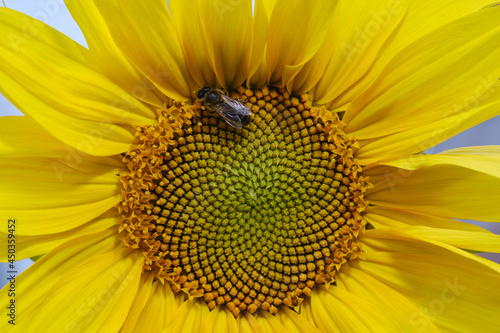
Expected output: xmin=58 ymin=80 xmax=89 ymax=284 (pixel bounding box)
xmin=1 ymin=1 xmax=500 ymax=287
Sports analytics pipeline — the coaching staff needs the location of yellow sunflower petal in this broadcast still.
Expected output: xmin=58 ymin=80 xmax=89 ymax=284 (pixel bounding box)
xmin=194 ymin=0 xmax=254 ymax=89
xmin=276 ymin=307 xmax=323 ymax=333
xmin=248 ymin=0 xmax=272 ymax=88
xmin=285 ymin=11 xmax=337 ymax=95
xmin=0 ymin=9 xmax=156 ymax=123
xmin=0 ymin=211 xmax=115 ymax=261
xmin=119 ymin=273 xmax=155 ymax=333
xmin=0 ymin=227 xmax=121 ymax=330
xmin=169 ymin=0 xmax=217 ymax=88
xmin=364 ymin=205 xmax=490 ymax=232
xmin=0 ymin=116 xmax=67 ymax=158
xmin=261 ymin=0 xmax=278 ymax=17
xmin=24 ymin=248 xmax=142 ymax=332
xmin=367 ymin=149 xmax=500 ymax=222
xmin=2 ymin=199 xmax=120 ymax=236
xmin=266 ymin=0 xmax=337 ymax=87
xmin=378 ymin=1 xmax=500 ymax=68
xmin=363 ymin=228 xmax=500 ymax=275
xmin=163 ymin=301 xmax=209 ymax=332
xmin=237 ymin=311 xmax=267 ymax=333
xmin=1 ymin=155 xmax=122 ymax=190
xmin=337 ymin=265 xmax=440 ymax=332
xmin=364 ymin=206 xmax=500 ymax=263
xmin=310 ymin=285 xmax=401 ymax=332
xmin=92 ymin=0 xmax=195 ymax=100
xmin=359 ymin=229 xmax=500 ymax=332
xmin=64 ymin=1 xmax=162 ymax=106
xmin=0 ymin=155 xmax=121 ymax=235
xmin=236 ymin=311 xmax=289 ymax=333
xmin=400 ymin=226 xmax=500 ymax=253
xmin=0 ymin=81 xmax=134 ymax=155
xmin=335 ymin=0 xmax=499 ymax=108
xmin=298 ymin=299 xmax=316 ymax=324
xmin=253 ymin=311 xmax=289 ymax=332
xmin=356 ymin=100 xmax=500 ymax=164
xmin=343 ymin=6 xmax=500 ymax=154
xmin=127 ymin=280 xmax=181 ymax=332
xmin=0 ymin=9 xmax=155 ymax=156
xmin=311 ymin=0 xmax=409 ymax=104
xmin=201 ymin=307 xmax=239 ymax=333
xmin=380 ymin=146 xmax=500 ymax=177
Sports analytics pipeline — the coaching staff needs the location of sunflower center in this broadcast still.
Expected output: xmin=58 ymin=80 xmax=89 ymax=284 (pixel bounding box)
xmin=117 ymin=86 xmax=370 ymax=317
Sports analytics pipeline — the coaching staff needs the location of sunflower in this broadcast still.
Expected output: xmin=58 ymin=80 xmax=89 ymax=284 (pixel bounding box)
xmin=2 ymin=0 xmax=500 ymax=332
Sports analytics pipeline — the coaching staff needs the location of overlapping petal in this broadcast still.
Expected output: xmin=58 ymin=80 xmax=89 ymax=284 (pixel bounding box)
xmin=333 ymin=0 xmax=500 ymax=108
xmin=275 ymin=307 xmax=323 ymax=333
xmin=248 ymin=0 xmax=273 ymax=88
xmin=355 ymin=101 xmax=500 ymax=165
xmin=0 ymin=118 xmax=122 ymax=239
xmin=310 ymin=285 xmax=402 ymax=332
xmin=0 ymin=116 xmax=67 ymax=158
xmin=64 ymin=1 xmax=163 ymax=107
xmin=0 ymin=227 xmax=123 ymax=331
xmin=336 ymin=265 xmax=440 ymax=332
xmin=25 ymin=248 xmax=142 ymax=332
xmin=0 ymin=211 xmax=116 ymax=261
xmin=358 ymin=229 xmax=500 ymax=332
xmin=265 ymin=0 xmax=337 ymax=88
xmin=192 ymin=0 xmax=254 ymax=89
xmin=310 ymin=0 xmax=409 ymax=104
xmin=366 ymin=147 xmax=500 ymax=222
xmin=201 ymin=307 xmax=239 ymax=333
xmin=0 ymin=8 xmax=156 ymax=156
xmin=364 ymin=205 xmax=490 ymax=231
xmin=0 ymin=153 xmax=121 ymax=235
xmin=122 ymin=278 xmax=182 ymax=332
xmin=119 ymin=273 xmax=155 ymax=333
xmin=364 ymin=205 xmax=500 ymax=253
xmin=162 ymin=301 xmax=209 ymax=332
xmin=92 ymin=0 xmax=195 ymax=100
xmin=342 ymin=6 xmax=500 ymax=163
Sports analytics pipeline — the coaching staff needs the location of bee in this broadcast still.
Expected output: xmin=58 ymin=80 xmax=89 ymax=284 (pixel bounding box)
xmin=197 ymin=87 xmax=252 ymax=129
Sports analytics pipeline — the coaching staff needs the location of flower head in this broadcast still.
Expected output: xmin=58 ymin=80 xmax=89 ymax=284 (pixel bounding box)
xmin=1 ymin=1 xmax=500 ymax=332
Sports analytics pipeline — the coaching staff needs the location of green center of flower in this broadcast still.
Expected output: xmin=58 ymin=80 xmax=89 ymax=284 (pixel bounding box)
xmin=117 ymin=86 xmax=370 ymax=317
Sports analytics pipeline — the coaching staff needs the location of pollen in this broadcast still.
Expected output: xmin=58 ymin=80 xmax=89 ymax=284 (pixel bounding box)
xmin=117 ymin=85 xmax=371 ymax=317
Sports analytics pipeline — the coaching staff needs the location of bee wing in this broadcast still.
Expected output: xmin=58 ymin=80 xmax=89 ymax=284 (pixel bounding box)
xmin=219 ymin=94 xmax=252 ymax=116
xmin=211 ymin=95 xmax=252 ymax=129
xmin=212 ymin=103 xmax=244 ymax=129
